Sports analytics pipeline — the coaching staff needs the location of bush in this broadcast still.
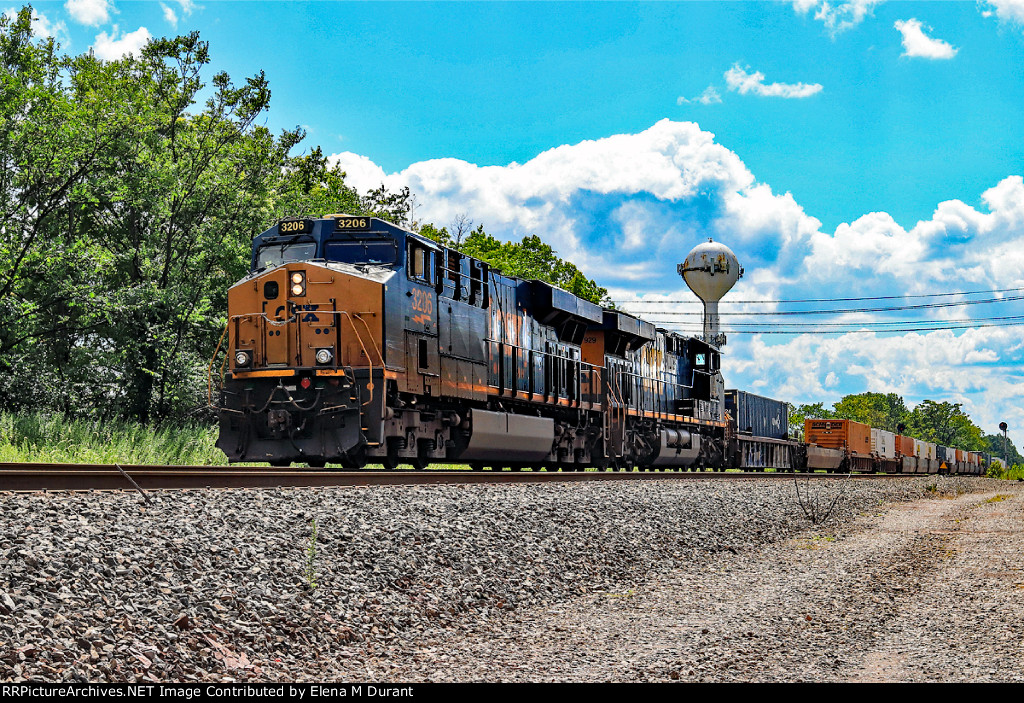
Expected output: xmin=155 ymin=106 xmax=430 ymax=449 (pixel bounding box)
xmin=987 ymin=461 xmax=1024 ymax=481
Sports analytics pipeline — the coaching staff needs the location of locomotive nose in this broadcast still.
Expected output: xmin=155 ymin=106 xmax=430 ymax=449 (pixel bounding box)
xmin=217 ymin=259 xmax=388 ymax=464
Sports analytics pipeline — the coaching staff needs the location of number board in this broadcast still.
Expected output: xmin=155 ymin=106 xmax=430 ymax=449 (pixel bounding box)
xmin=334 ymin=216 xmax=372 ymax=231
xmin=278 ymin=219 xmax=314 ymax=235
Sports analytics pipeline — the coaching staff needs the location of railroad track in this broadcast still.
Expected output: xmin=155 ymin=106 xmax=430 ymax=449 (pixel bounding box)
xmin=0 ymin=462 xmax=908 ymax=493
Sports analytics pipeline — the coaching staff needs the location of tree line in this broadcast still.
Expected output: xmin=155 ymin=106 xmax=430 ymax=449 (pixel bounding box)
xmin=0 ymin=8 xmax=602 ymax=426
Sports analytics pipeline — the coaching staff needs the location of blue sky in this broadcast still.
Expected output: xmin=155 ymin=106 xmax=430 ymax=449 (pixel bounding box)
xmin=13 ymin=1 xmax=1024 ymax=435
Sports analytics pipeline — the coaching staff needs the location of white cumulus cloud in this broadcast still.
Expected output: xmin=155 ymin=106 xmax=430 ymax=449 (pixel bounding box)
xmin=894 ymin=18 xmax=958 ymax=59
xmin=724 ymin=64 xmax=823 ymax=99
xmin=792 ymin=0 xmax=883 ymax=34
xmin=981 ymin=0 xmax=1024 ymax=25
xmin=92 ymin=25 xmax=150 ymax=61
xmin=65 ymin=0 xmax=112 ymax=27
xmin=160 ymin=2 xmax=177 ymax=27
xmin=677 ymin=85 xmax=722 ymax=106
xmin=720 ymin=63 xmax=823 ymax=99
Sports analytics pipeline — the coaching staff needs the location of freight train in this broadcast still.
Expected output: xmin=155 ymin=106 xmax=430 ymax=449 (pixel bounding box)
xmin=210 ymin=215 xmax=989 ymax=476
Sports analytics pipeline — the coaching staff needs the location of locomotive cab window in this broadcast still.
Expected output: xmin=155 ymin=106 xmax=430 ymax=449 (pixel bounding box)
xmin=324 ymin=239 xmax=397 ymax=265
xmin=408 ymin=244 xmax=433 ymax=285
xmin=255 ymin=241 xmax=316 ymax=270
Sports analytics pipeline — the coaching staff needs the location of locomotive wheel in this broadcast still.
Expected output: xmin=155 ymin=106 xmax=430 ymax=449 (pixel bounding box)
xmin=306 ymin=459 xmax=326 ymax=469
xmin=269 ymin=460 xmax=291 ymax=467
xmin=469 ymin=462 xmax=484 ymax=471
xmin=411 ymin=458 xmax=428 ymax=470
xmin=381 ymin=438 xmax=402 ymax=470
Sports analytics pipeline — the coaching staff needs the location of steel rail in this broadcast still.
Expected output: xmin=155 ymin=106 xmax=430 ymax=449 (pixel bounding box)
xmin=0 ymin=462 xmax=909 ymax=493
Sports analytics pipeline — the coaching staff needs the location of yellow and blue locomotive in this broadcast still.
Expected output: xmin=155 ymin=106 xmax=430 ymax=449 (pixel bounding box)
xmin=213 ymin=215 xmax=728 ymax=469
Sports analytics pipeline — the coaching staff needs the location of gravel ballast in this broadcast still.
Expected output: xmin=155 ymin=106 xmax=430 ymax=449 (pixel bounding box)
xmin=0 ymin=475 xmax=1019 ymax=682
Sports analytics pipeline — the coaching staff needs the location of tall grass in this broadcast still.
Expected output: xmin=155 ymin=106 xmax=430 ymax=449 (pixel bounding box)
xmin=0 ymin=411 xmax=226 ymax=465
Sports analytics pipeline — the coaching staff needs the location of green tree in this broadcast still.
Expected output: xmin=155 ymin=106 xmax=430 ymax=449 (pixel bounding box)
xmin=272 ymin=146 xmax=362 ymax=219
xmin=905 ymin=400 xmax=984 ymax=449
xmin=417 ymin=223 xmax=608 ymax=304
xmin=0 ymin=11 xmax=311 ymax=423
xmin=458 ymin=228 xmax=608 ymax=304
xmin=0 ymin=7 xmax=131 ymax=414
xmin=418 ymin=222 xmax=452 ymax=248
xmin=361 ymin=183 xmax=412 ymax=226
xmin=983 ymin=433 xmax=1022 ymax=466
xmin=788 ymin=402 xmax=832 ymax=438
xmin=831 ymin=392 xmax=908 ymax=432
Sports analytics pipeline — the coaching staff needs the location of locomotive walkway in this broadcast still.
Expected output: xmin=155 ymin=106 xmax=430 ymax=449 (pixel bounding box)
xmin=0 ymin=462 xmax=907 ymax=492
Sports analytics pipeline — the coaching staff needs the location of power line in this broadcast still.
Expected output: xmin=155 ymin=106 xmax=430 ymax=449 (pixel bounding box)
xmin=641 ymin=314 xmax=1024 ymax=329
xmin=656 ymin=320 xmax=1024 ymax=335
xmin=612 ymin=285 xmax=1024 ymax=305
xmin=621 ymin=294 xmax=1024 ymax=317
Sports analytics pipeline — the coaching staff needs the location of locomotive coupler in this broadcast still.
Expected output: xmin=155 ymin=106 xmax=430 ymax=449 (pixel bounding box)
xmin=268 ymin=408 xmax=293 ymax=432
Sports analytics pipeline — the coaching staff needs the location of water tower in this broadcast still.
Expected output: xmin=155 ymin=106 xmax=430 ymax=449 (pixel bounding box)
xmin=677 ymin=239 xmax=743 ymax=347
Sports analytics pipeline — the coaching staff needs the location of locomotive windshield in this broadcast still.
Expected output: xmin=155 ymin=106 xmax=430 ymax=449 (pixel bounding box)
xmin=324 ymin=239 xmax=397 ymax=266
xmin=255 ymin=241 xmax=317 ymax=269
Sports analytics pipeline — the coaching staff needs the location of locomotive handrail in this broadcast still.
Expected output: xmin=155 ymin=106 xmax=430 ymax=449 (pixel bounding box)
xmin=207 ymin=319 xmax=231 ymax=407
xmin=608 ymin=366 xmax=706 ymax=418
xmin=484 ymin=338 xmax=604 ymax=409
xmin=335 ymin=311 xmax=379 ymax=408
xmin=224 ymin=310 xmax=384 ymax=367
xmin=351 ymin=313 xmax=386 ymax=366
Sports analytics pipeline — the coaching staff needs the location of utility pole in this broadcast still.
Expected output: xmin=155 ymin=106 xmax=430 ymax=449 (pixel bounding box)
xmin=999 ymin=421 xmax=1009 ymax=466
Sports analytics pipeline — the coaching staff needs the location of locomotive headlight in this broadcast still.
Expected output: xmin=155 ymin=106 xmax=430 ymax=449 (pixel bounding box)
xmin=315 ymin=348 xmax=333 ymax=365
xmin=291 ymin=272 xmax=304 ymax=284
xmin=291 ymin=284 xmax=304 ymax=296
xmin=289 ymin=271 xmax=306 ymax=297
xmin=235 ymin=350 xmax=252 ymax=367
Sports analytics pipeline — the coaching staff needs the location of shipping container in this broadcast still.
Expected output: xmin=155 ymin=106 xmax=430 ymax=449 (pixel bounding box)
xmin=805 ymin=419 xmax=871 ymax=456
xmin=897 ymin=435 xmax=916 ymax=457
xmin=725 ymin=389 xmax=789 ymax=440
xmin=924 ymin=442 xmax=937 ymax=460
xmin=870 ymin=428 xmax=897 ymax=459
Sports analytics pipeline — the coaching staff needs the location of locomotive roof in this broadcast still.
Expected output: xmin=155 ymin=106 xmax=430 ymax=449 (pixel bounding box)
xmin=252 ymin=215 xmax=715 ymax=350
xmin=254 ymin=215 xmax=419 ymax=248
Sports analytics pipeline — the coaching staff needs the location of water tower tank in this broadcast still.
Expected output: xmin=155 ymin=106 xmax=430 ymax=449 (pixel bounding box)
xmin=677 ymin=239 xmax=743 ymax=347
